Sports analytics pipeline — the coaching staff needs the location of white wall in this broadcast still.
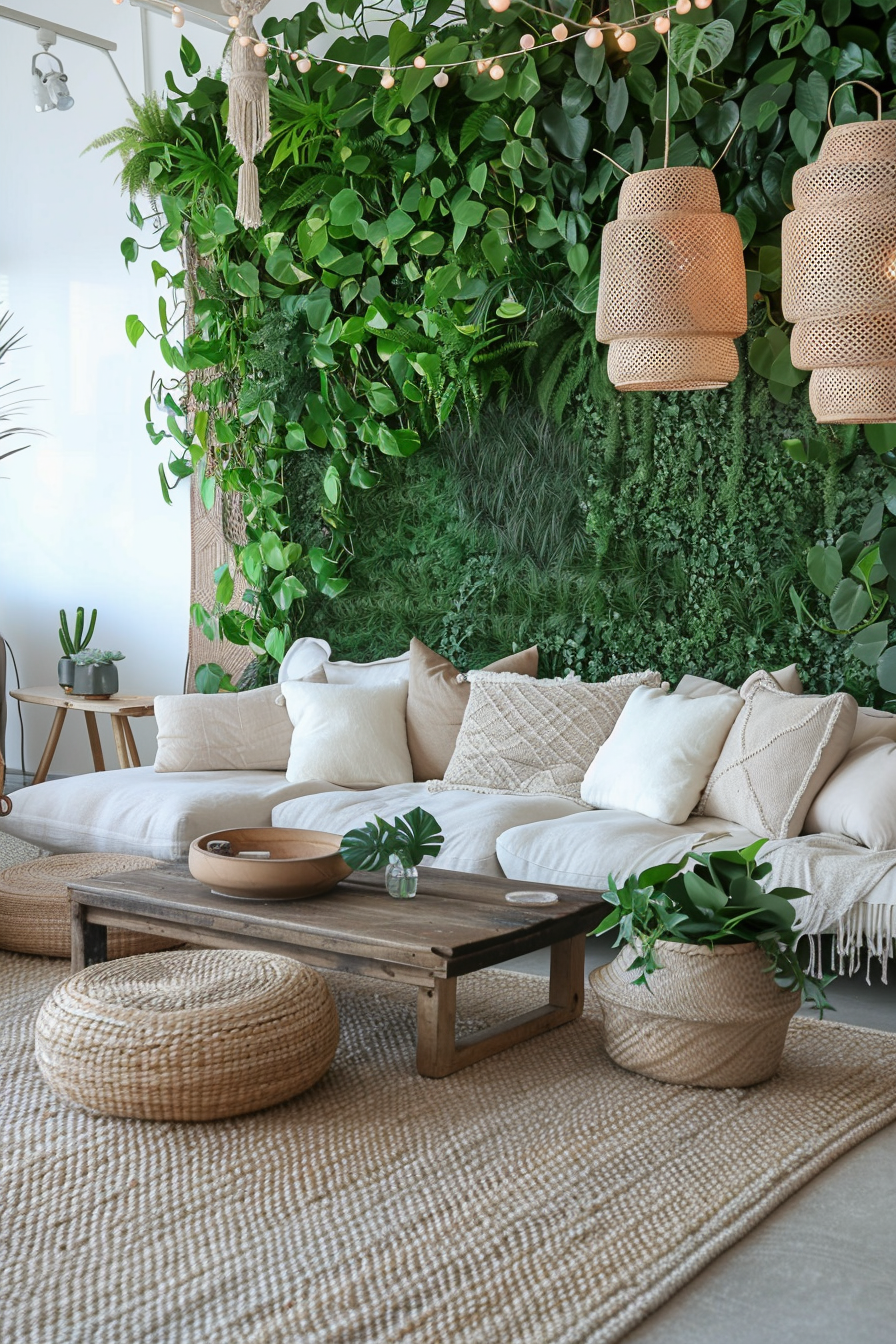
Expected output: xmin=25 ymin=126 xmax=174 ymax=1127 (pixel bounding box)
xmin=0 ymin=1 xmax=293 ymax=777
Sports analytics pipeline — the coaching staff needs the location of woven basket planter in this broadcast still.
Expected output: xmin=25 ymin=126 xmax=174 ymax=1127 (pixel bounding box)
xmin=782 ymin=119 xmax=896 ymax=424
xmin=0 ymin=854 xmax=179 ymax=959
xmin=590 ymin=940 xmax=800 ymax=1088
xmin=596 ymin=167 xmax=747 ymax=392
xmin=35 ymin=948 xmax=339 ymax=1121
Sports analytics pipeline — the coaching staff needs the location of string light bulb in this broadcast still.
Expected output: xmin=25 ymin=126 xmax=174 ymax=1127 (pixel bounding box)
xmin=380 ymin=71 xmax=394 ymax=88
xmin=655 ymin=13 xmax=671 ymax=32
xmin=551 ymin=23 xmax=568 ymax=41
xmin=489 ymin=63 xmax=504 ymax=79
xmin=434 ymin=70 xmax=449 ymax=87
xmin=676 ymin=0 xmax=692 ymax=12
xmin=238 ymin=34 xmax=252 ymax=47
xmin=488 ymin=0 xmax=512 ymax=10
xmin=227 ymin=14 xmax=240 ymax=27
xmin=617 ymin=28 xmax=637 ymax=51
xmin=519 ymin=33 xmax=535 ymax=50
xmin=695 ymin=0 xmax=712 ymax=7
xmin=171 ymin=5 xmax=184 ymax=27
xmin=584 ymin=25 xmax=603 ymax=48
xmin=297 ymin=56 xmax=311 ymax=72
xmin=413 ymin=55 xmax=426 ymax=69
xmin=336 ymin=63 xmax=347 ymax=73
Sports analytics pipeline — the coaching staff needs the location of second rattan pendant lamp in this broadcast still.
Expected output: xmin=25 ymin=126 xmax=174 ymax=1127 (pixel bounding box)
xmin=595 ymin=27 xmax=747 ymax=392
xmin=781 ymin=83 xmax=896 ymax=424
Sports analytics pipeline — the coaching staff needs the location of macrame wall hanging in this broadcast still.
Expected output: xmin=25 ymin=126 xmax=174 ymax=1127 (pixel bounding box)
xmin=594 ymin=43 xmax=746 ymax=392
xmin=221 ymin=0 xmax=272 ymax=229
xmin=782 ymin=82 xmax=896 ymax=425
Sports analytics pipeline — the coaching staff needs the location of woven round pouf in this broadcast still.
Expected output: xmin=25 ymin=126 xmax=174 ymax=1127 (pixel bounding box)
xmin=35 ymin=948 xmax=339 ymax=1121
xmin=0 ymin=854 xmax=179 ymax=959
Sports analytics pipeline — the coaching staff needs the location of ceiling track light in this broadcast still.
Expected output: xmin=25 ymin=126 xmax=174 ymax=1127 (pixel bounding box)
xmin=32 ymin=28 xmax=74 ymax=112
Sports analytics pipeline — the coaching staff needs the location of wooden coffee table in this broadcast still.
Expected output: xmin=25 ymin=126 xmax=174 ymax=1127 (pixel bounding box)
xmin=67 ymin=864 xmax=606 ymax=1078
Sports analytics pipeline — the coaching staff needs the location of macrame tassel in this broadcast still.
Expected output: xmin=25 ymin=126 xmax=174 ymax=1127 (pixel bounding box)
xmin=222 ymin=0 xmax=272 ymax=230
xmin=236 ymin=160 xmax=262 ymax=229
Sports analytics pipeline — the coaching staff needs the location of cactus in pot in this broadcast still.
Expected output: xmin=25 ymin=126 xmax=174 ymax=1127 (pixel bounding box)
xmin=71 ymin=649 xmax=124 ymax=699
xmin=58 ymin=607 xmax=97 ymax=690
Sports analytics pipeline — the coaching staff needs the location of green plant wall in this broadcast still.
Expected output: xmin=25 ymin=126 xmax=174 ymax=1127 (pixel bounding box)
xmin=291 ymin=362 xmax=888 ymax=698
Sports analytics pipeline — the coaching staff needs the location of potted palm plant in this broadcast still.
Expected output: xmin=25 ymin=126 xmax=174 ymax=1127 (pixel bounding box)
xmin=58 ymin=607 xmax=97 ymax=691
xmin=589 ymin=840 xmax=834 ymax=1088
xmin=71 ymin=649 xmax=124 ymax=699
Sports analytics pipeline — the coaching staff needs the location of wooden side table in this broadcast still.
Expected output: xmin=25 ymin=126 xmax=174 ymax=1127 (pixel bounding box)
xmin=10 ymin=687 xmax=157 ymax=784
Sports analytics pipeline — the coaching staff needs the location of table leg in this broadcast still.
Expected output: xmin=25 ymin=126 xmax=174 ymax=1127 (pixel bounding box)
xmin=416 ymin=935 xmax=586 ymax=1079
xmin=70 ymin=899 xmax=107 ymax=972
xmin=32 ymin=707 xmax=67 ymax=785
xmin=84 ymin=712 xmax=105 ymax=772
xmin=120 ymin=717 xmax=141 ymax=768
xmin=110 ymin=716 xmax=130 ymax=769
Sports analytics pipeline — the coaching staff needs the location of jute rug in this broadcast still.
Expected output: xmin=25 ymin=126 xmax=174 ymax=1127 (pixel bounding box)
xmin=3 ymin=951 xmax=896 ymax=1344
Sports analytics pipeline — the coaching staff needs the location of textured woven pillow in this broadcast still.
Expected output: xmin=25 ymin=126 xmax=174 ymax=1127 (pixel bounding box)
xmin=406 ymin=638 xmax=539 ymax=782
xmin=429 ymin=670 xmax=663 ymax=801
xmin=697 ymin=676 xmax=857 ymax=838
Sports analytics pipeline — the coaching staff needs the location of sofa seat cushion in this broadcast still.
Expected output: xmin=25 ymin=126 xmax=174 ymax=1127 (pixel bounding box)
xmin=272 ymin=784 xmax=584 ymax=878
xmin=496 ymin=810 xmax=762 ymax=892
xmin=0 ymin=768 xmax=343 ymax=863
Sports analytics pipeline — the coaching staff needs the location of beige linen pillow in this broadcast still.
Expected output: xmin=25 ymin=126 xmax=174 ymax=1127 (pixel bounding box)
xmin=429 ymin=669 xmax=663 ymax=801
xmin=698 ymin=677 xmax=857 ymax=838
xmin=280 ymin=681 xmax=413 ymax=788
xmin=674 ymin=665 xmax=803 ymax=698
xmin=581 ymin=685 xmax=743 ymax=825
xmin=406 ymin=638 xmax=539 ymax=781
xmin=804 ymin=737 xmax=896 ymax=849
xmin=154 ymin=683 xmax=296 ymax=773
xmin=851 ymin=706 xmax=896 ymax=749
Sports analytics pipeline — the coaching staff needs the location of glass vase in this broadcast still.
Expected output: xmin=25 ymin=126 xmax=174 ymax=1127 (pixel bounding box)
xmin=385 ymin=853 xmax=418 ymax=900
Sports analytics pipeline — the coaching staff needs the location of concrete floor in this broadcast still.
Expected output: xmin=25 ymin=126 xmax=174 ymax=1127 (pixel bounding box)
xmin=508 ymin=938 xmax=896 ymax=1344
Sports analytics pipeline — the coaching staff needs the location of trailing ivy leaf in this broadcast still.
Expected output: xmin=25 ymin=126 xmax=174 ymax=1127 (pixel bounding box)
xmin=125 ymin=314 xmax=145 ymax=347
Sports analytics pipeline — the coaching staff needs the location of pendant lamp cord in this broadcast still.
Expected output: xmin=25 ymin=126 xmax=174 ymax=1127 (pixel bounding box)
xmin=827 ymin=79 xmax=882 ymax=127
xmin=711 ymin=121 xmax=742 ymax=171
xmin=664 ymin=15 xmax=671 ymax=169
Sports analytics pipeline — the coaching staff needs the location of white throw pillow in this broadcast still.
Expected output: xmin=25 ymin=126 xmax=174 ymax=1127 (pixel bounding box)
xmin=804 ymin=737 xmax=896 ymax=849
xmin=581 ymin=685 xmax=743 ymax=825
xmin=280 ymin=681 xmax=413 ymax=788
xmin=154 ymin=684 xmax=293 ymax=773
xmin=278 ymin=637 xmax=332 ymax=683
xmin=324 ymin=650 xmax=411 ymax=686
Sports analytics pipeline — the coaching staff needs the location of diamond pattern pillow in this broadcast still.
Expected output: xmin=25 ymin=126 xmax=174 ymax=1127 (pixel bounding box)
xmin=428 ymin=670 xmax=664 ymax=800
xmin=697 ymin=676 xmax=857 ymax=838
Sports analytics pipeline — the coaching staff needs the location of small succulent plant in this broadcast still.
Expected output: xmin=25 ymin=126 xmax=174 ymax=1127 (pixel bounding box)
xmin=59 ymin=607 xmax=97 ymax=656
xmin=72 ymin=648 xmax=125 ymax=666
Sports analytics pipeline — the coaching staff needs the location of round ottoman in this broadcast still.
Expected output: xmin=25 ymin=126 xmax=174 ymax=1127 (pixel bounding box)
xmin=35 ymin=948 xmax=339 ymax=1121
xmin=0 ymin=854 xmax=179 ymax=959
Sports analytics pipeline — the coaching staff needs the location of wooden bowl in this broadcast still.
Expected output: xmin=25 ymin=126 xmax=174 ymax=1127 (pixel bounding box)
xmin=188 ymin=828 xmax=351 ymax=901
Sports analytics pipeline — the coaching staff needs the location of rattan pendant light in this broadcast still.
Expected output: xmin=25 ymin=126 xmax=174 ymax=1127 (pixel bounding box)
xmin=596 ymin=166 xmax=748 ymax=391
xmin=782 ymin=84 xmax=896 ymax=424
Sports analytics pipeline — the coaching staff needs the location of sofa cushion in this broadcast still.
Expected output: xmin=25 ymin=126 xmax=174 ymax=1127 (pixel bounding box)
xmin=153 ymin=683 xmax=294 ymax=774
xmin=0 ymin=768 xmax=341 ymax=863
xmin=272 ymin=783 xmax=584 ymax=878
xmin=406 ymin=638 xmax=539 ymax=782
xmin=804 ymin=737 xmax=896 ymax=850
xmin=697 ymin=677 xmax=857 ymax=839
xmin=580 ymin=684 xmax=742 ymax=824
xmin=496 ymin=810 xmax=762 ymax=892
xmin=280 ymin=682 xmax=413 ymax=788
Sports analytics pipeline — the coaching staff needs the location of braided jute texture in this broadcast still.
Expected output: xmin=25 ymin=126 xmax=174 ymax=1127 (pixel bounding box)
xmin=35 ymin=949 xmax=339 ymax=1121
xmin=0 ymin=853 xmax=178 ymax=959
xmin=4 ymin=950 xmax=896 ymax=1344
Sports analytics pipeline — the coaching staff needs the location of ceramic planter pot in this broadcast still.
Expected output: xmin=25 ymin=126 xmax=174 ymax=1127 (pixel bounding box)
xmin=590 ymin=939 xmax=800 ymax=1088
xmin=72 ymin=662 xmax=119 ymax=699
xmin=57 ymin=657 xmax=76 ymax=692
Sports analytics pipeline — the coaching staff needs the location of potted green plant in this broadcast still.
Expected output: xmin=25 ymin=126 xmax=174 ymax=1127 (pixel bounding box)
xmin=71 ymin=648 xmax=124 ymax=699
xmin=589 ymin=840 xmax=834 ymax=1088
xmin=58 ymin=607 xmax=97 ymax=691
xmin=339 ymin=808 xmax=444 ymax=899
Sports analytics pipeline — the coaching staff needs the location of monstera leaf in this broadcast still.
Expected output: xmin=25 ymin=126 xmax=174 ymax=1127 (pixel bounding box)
xmin=340 ymin=808 xmax=444 ymax=871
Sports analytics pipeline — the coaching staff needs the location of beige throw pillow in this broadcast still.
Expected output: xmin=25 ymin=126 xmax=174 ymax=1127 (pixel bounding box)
xmin=804 ymin=737 xmax=896 ymax=849
xmin=280 ymin=681 xmax=413 ymax=788
xmin=851 ymin=706 xmax=896 ymax=750
xmin=674 ymin=665 xmax=803 ymax=698
xmin=581 ymin=685 xmax=743 ymax=825
xmin=154 ymin=683 xmax=295 ymax=773
xmin=697 ymin=677 xmax=857 ymax=838
xmin=429 ymin=669 xmax=663 ymax=801
xmin=406 ymin=638 xmax=539 ymax=781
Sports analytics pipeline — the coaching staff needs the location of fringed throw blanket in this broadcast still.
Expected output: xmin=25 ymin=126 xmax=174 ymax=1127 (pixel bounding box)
xmin=763 ymin=835 xmax=896 ymax=982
